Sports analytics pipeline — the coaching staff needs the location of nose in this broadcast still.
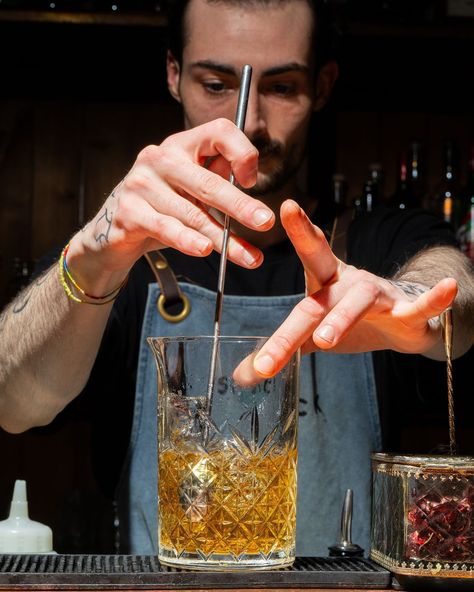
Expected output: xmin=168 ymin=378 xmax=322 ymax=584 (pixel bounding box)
xmin=243 ymin=88 xmax=267 ymax=139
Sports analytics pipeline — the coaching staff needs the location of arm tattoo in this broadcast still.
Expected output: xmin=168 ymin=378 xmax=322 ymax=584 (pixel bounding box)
xmin=12 ymin=286 xmax=33 ymax=314
xmin=12 ymin=267 xmax=54 ymax=314
xmin=0 ymin=310 xmax=7 ymax=333
xmin=34 ymin=274 xmax=49 ymax=287
xmin=387 ymin=279 xmax=429 ymax=298
xmin=94 ymin=207 xmax=113 ymax=244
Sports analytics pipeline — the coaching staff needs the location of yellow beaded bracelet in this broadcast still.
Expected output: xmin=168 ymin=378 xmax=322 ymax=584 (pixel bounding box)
xmin=58 ymin=243 xmax=127 ymax=305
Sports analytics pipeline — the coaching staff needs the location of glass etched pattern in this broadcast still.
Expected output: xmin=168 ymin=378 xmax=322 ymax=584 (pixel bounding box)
xmin=149 ymin=337 xmax=299 ymax=570
xmin=371 ymin=470 xmax=405 ymax=561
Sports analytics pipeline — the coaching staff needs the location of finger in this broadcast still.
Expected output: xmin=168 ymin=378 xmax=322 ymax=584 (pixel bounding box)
xmin=252 ymin=295 xmax=326 ymax=378
xmin=120 ymin=174 xmax=263 ymax=268
xmin=114 ymin=198 xmax=214 ymax=257
xmin=167 ymin=159 xmax=274 ymax=231
xmin=397 ymin=277 xmax=457 ymax=329
xmin=312 ymin=280 xmax=381 ymax=349
xmin=163 ymin=118 xmax=259 ymax=188
xmin=280 ymin=199 xmax=340 ymax=292
xmin=233 ymin=350 xmax=262 ymax=387
xmin=206 ymin=155 xmax=232 ymax=183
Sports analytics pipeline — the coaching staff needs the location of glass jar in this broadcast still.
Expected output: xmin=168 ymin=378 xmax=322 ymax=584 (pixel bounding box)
xmin=371 ymin=453 xmax=474 ymax=583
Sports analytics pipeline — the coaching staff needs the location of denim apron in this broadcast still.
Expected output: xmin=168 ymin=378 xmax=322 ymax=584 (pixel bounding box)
xmin=118 ymin=282 xmax=381 ymax=557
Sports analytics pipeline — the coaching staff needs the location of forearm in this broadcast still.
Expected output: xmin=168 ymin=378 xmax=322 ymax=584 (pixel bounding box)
xmin=0 ymin=247 xmax=117 ymax=433
xmin=392 ymin=245 xmax=474 ymax=360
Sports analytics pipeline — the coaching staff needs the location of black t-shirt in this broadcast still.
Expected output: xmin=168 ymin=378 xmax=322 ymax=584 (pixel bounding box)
xmin=74 ymin=206 xmax=459 ymax=497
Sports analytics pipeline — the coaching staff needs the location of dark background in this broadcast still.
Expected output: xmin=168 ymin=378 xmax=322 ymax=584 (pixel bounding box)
xmin=0 ymin=0 xmax=473 ymax=553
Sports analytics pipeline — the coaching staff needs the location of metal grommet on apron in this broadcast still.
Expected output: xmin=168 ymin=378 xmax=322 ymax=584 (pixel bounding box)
xmin=144 ymin=250 xmax=191 ymax=323
xmin=157 ymin=292 xmax=190 ymax=323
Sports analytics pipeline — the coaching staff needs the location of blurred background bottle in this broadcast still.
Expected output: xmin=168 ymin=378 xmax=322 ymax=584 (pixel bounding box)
xmin=355 ymin=178 xmax=378 ymax=216
xmin=431 ymin=139 xmax=458 ymax=226
xmin=408 ymin=140 xmax=424 ymax=207
xmin=456 ymin=144 xmax=474 ymax=261
xmin=331 ymin=173 xmax=348 ymax=215
xmin=368 ymin=162 xmax=385 ymax=204
xmin=389 ymin=151 xmax=412 ymax=209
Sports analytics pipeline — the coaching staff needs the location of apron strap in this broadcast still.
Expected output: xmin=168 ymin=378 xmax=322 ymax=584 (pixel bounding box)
xmin=144 ymin=251 xmax=191 ymax=323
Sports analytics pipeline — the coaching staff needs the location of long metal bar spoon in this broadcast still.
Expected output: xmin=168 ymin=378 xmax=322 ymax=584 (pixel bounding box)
xmin=206 ymin=64 xmax=253 ymax=409
xmin=442 ymin=308 xmax=457 ymax=455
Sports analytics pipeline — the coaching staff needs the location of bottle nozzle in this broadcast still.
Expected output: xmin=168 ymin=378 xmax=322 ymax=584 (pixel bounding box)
xmin=0 ymin=479 xmax=54 ymax=553
xmin=9 ymin=480 xmax=29 ymax=519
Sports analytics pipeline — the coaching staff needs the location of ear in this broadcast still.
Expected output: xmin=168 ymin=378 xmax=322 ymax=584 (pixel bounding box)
xmin=166 ymin=50 xmax=182 ymax=104
xmin=313 ymin=61 xmax=339 ymax=112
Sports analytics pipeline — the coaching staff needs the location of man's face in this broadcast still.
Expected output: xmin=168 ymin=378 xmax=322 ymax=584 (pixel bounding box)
xmin=168 ymin=0 xmax=318 ymax=197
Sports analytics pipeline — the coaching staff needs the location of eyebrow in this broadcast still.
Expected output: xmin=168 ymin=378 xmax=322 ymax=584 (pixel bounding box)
xmin=189 ymin=60 xmax=309 ymax=77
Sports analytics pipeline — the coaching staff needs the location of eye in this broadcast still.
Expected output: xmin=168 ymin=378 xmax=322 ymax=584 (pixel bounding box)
xmin=202 ymin=80 xmax=228 ymax=94
xmin=271 ymin=82 xmax=296 ymax=97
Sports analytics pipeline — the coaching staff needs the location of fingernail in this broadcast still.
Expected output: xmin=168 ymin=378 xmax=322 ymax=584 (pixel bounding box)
xmin=253 ymin=208 xmax=273 ymax=226
xmin=254 ymin=354 xmax=275 ymax=375
xmin=317 ymin=325 xmax=335 ymax=343
xmin=246 ymin=166 xmax=258 ymax=183
xmin=196 ymin=238 xmax=211 ymax=254
xmin=243 ymin=249 xmax=257 ymax=266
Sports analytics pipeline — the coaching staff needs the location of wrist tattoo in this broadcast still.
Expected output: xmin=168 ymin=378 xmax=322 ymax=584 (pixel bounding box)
xmin=388 ymin=279 xmax=429 ymax=298
xmin=94 ymin=207 xmax=113 ymax=244
xmin=110 ymin=178 xmax=124 ymax=199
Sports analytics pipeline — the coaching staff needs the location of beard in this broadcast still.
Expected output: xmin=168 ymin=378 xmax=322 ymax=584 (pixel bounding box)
xmin=245 ymin=136 xmax=304 ymax=197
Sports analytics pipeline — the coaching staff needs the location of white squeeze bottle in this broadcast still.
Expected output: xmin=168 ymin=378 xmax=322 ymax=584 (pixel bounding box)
xmin=0 ymin=480 xmax=55 ymax=553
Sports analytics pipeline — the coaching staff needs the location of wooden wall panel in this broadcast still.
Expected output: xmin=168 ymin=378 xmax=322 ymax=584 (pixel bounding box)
xmin=335 ymin=111 xmax=380 ymax=202
xmin=376 ymin=112 xmax=429 ymax=202
xmin=0 ymin=102 xmax=34 ymax=303
xmin=30 ymin=102 xmax=82 ymax=259
xmin=82 ymin=102 xmax=182 ymax=225
xmin=82 ymin=103 xmax=137 ymax=224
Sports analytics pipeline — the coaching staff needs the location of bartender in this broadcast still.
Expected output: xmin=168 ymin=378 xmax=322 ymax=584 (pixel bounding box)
xmin=0 ymin=0 xmax=473 ymax=556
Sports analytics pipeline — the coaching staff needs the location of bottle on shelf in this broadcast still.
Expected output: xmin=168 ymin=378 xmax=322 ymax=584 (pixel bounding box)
xmin=389 ymin=151 xmax=412 ymax=210
xmin=331 ymin=173 xmax=348 ymax=215
xmin=432 ymin=140 xmax=458 ymax=227
xmin=368 ymin=163 xmax=385 ymax=204
xmin=456 ymin=144 xmax=474 ymax=261
xmin=355 ymin=178 xmax=378 ymax=216
xmin=408 ymin=140 xmax=424 ymax=208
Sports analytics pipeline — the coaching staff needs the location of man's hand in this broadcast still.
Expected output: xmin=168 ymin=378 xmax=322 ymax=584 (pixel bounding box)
xmin=66 ymin=118 xmax=275 ymax=294
xmin=249 ymin=200 xmax=457 ymax=379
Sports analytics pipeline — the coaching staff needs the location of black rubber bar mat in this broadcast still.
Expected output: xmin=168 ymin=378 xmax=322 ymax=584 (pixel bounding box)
xmin=0 ymin=554 xmax=391 ymax=589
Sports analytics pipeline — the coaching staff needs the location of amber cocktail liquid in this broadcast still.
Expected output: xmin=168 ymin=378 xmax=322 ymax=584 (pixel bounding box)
xmin=159 ymin=447 xmax=297 ymax=563
xmin=148 ymin=337 xmax=300 ymax=570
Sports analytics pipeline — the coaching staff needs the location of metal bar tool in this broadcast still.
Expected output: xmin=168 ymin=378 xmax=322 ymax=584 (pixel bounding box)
xmin=328 ymin=489 xmax=364 ymax=558
xmin=206 ymin=64 xmax=253 ymax=405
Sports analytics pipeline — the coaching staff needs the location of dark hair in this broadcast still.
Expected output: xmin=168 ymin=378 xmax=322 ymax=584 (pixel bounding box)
xmin=165 ymin=0 xmax=338 ymax=72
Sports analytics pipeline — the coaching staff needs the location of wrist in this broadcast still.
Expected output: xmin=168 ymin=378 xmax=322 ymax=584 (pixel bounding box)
xmin=66 ymin=233 xmax=130 ymax=297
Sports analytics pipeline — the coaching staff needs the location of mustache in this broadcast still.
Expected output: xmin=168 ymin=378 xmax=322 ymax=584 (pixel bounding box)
xmin=250 ymin=137 xmax=283 ymax=159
